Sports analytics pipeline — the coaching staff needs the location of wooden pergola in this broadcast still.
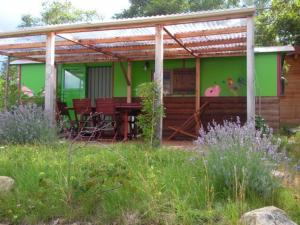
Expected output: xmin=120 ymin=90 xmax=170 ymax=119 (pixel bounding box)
xmin=0 ymin=7 xmax=256 ymax=144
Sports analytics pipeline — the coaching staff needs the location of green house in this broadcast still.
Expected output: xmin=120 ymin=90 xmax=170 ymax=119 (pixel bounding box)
xmin=1 ymin=7 xmax=294 ymax=139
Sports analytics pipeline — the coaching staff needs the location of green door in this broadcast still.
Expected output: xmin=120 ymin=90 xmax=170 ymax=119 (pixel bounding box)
xmin=61 ymin=66 xmax=86 ymax=107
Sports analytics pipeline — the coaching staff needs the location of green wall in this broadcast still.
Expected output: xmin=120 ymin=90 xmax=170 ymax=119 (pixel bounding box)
xmin=21 ymin=64 xmax=45 ymax=95
xmin=255 ymin=53 xmax=278 ymax=96
xmin=20 ymin=52 xmax=279 ymax=105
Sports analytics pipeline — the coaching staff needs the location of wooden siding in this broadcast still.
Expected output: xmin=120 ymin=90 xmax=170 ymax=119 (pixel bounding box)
xmin=114 ymin=96 xmax=279 ymax=139
xmin=163 ymin=96 xmax=279 ymax=139
xmin=256 ymin=97 xmax=279 ymax=130
xmin=280 ymin=55 xmax=300 ymax=124
xmin=163 ymin=97 xmax=247 ymax=139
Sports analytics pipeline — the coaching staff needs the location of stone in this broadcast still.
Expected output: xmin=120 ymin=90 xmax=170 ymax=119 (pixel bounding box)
xmin=240 ymin=206 xmax=297 ymax=225
xmin=0 ymin=176 xmax=14 ymax=193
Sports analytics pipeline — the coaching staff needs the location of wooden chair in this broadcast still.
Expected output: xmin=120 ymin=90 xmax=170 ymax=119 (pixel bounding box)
xmin=94 ymin=98 xmax=119 ymax=141
xmin=56 ymin=100 xmax=76 ymax=137
xmin=72 ymin=98 xmax=93 ymax=131
xmin=167 ymin=102 xmax=209 ymax=140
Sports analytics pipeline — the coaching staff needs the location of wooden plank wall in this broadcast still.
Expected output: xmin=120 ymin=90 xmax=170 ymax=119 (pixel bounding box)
xmin=114 ymin=96 xmax=279 ymax=139
xmin=163 ymin=97 xmax=247 ymax=139
xmin=164 ymin=96 xmax=279 ymax=139
xmin=280 ymin=55 xmax=300 ymax=124
xmin=256 ymin=97 xmax=280 ymax=130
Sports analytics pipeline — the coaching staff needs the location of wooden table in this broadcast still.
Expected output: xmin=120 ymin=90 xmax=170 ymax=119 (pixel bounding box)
xmin=115 ymin=103 xmax=141 ymax=141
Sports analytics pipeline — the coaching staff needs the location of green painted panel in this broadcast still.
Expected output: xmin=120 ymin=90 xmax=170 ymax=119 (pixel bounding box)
xmin=113 ymin=62 xmax=127 ymax=97
xmin=19 ymin=53 xmax=279 ymax=101
xmin=131 ymin=61 xmax=152 ymax=97
xmin=21 ymin=64 xmax=45 ymax=95
xmin=255 ymin=53 xmax=277 ymax=96
xmin=201 ymin=57 xmax=247 ymax=96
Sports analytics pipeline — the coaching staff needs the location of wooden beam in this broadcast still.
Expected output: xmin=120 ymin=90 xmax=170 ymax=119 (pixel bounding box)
xmin=9 ymin=37 xmax=247 ymax=57
xmin=26 ymin=45 xmax=246 ymax=62
xmin=54 ymin=51 xmax=246 ymax=64
xmin=0 ymin=27 xmax=246 ymax=50
xmin=120 ymin=61 xmax=131 ymax=85
xmin=195 ymin=58 xmax=200 ymax=111
xmin=154 ymin=25 xmax=164 ymax=146
xmin=56 ymin=34 xmax=126 ymax=60
xmin=45 ymin=32 xmax=56 ymax=126
xmin=18 ymin=64 xmax=21 ymax=104
xmin=4 ymin=56 xmax=10 ymax=110
xmin=164 ymin=27 xmax=197 ymax=57
xmin=127 ymin=61 xmax=132 ymax=103
xmin=0 ymin=50 xmax=45 ymax=63
xmin=246 ymin=17 xmax=255 ymax=122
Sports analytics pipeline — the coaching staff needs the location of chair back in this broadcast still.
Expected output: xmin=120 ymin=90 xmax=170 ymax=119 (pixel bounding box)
xmin=95 ymin=98 xmax=115 ymax=116
xmin=56 ymin=100 xmax=69 ymax=116
xmin=73 ymin=98 xmax=92 ymax=115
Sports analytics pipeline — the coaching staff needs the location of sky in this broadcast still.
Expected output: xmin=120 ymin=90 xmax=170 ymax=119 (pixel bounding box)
xmin=0 ymin=0 xmax=130 ymax=31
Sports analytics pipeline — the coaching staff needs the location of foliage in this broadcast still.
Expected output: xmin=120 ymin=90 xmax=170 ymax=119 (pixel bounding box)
xmin=18 ymin=0 xmax=102 ymax=27
xmin=137 ymin=82 xmax=164 ymax=147
xmin=256 ymin=0 xmax=300 ymax=46
xmin=196 ymin=119 xmax=280 ymax=200
xmin=114 ymin=0 xmax=247 ymax=18
xmin=255 ymin=114 xmax=269 ymax=134
xmin=0 ymin=144 xmax=299 ymax=224
xmin=0 ymin=104 xmax=57 ymax=144
xmin=0 ymin=61 xmax=19 ymax=110
xmin=196 ymin=118 xmax=278 ymax=155
xmin=20 ymin=88 xmax=45 ymax=107
xmin=204 ymin=147 xmax=279 ymax=199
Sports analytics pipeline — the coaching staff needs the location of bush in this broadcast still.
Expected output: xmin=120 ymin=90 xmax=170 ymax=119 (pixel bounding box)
xmin=196 ymin=117 xmax=278 ymax=156
xmin=137 ymin=82 xmax=164 ymax=147
xmin=196 ymin=118 xmax=280 ymax=199
xmin=0 ymin=104 xmax=57 ymax=144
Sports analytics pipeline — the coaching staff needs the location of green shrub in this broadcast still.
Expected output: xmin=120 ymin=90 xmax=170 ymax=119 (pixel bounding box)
xmin=137 ymin=82 xmax=164 ymax=147
xmin=0 ymin=104 xmax=57 ymax=144
xmin=197 ymin=119 xmax=280 ymax=200
xmin=205 ymin=147 xmax=279 ymax=199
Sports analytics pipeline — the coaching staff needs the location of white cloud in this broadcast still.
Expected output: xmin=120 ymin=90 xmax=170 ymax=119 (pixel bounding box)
xmin=0 ymin=0 xmax=130 ymax=31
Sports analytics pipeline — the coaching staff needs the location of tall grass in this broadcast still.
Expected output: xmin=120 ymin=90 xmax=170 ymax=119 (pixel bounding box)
xmin=0 ymin=144 xmax=299 ymax=224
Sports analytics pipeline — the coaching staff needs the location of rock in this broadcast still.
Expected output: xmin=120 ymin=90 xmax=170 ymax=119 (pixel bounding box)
xmin=0 ymin=176 xmax=14 ymax=193
xmin=240 ymin=206 xmax=297 ymax=225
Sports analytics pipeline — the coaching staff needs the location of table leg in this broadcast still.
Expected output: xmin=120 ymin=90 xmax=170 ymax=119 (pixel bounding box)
xmin=123 ymin=111 xmax=128 ymax=141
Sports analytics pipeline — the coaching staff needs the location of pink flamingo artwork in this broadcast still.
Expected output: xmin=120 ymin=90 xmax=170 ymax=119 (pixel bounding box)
xmin=21 ymin=86 xmax=34 ymax=97
xmin=204 ymin=85 xmax=221 ymax=97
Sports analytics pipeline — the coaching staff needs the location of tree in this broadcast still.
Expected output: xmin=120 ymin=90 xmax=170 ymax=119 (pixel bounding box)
xmin=189 ymin=0 xmax=240 ymax=11
xmin=0 ymin=59 xmax=18 ymax=109
xmin=114 ymin=0 xmax=247 ymax=18
xmin=255 ymin=0 xmax=300 ymax=46
xmin=18 ymin=0 xmax=102 ymax=27
xmin=114 ymin=0 xmax=189 ymax=18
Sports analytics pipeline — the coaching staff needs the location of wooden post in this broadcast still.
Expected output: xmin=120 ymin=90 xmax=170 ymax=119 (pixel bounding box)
xmin=18 ymin=64 xmax=21 ymax=104
xmin=45 ymin=32 xmax=56 ymax=126
xmin=154 ymin=25 xmax=164 ymax=146
xmin=127 ymin=61 xmax=132 ymax=103
xmin=4 ymin=56 xmax=10 ymax=110
xmin=247 ymin=16 xmax=255 ymax=122
xmin=195 ymin=58 xmax=200 ymax=111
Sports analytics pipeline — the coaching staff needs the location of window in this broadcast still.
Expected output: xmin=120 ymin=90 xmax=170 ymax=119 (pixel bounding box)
xmin=64 ymin=69 xmax=84 ymax=89
xmin=162 ymin=68 xmax=196 ymax=96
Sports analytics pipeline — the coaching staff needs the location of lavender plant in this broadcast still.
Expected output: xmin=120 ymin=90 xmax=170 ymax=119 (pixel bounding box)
xmin=196 ymin=117 xmax=279 ymax=156
xmin=196 ymin=118 xmax=281 ymax=199
xmin=0 ymin=104 xmax=57 ymax=144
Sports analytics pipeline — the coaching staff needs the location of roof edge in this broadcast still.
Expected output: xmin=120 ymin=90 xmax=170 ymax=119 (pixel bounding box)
xmin=0 ymin=7 xmax=255 ymax=39
xmin=254 ymin=46 xmax=295 ymax=53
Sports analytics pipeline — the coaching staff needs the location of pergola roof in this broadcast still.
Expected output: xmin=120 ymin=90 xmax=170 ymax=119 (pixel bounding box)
xmin=0 ymin=7 xmax=255 ymax=64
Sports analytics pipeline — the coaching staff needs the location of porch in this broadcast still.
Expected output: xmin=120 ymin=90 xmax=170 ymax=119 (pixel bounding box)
xmin=0 ymin=7 xmax=256 ymax=143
